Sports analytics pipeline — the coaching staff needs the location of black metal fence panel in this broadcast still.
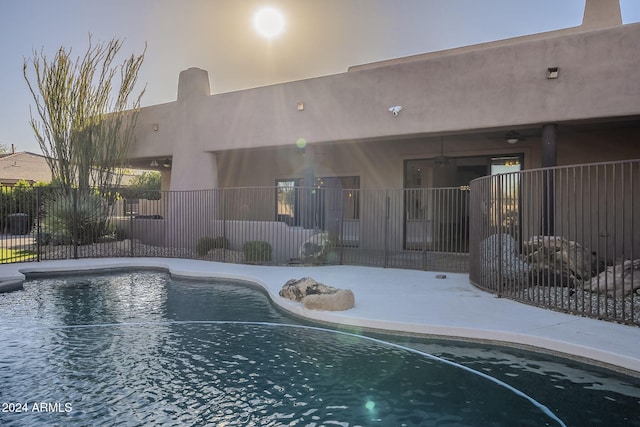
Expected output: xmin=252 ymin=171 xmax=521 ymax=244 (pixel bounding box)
xmin=470 ymin=159 xmax=639 ymax=326
xmin=0 ymin=185 xmax=470 ymax=272
xmin=2 ymin=159 xmax=638 ymax=326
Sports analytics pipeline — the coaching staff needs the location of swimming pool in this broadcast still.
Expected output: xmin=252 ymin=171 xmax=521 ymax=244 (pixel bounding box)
xmin=0 ymin=271 xmax=638 ymax=426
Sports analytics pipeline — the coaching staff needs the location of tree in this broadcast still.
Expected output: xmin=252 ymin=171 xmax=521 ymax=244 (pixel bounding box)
xmin=23 ymin=36 xmax=145 ymax=197
xmin=23 ymin=37 xmax=145 ymax=245
xmin=123 ymin=171 xmax=162 ymax=200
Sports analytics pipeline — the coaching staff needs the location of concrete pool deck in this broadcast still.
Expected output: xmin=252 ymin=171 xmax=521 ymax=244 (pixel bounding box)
xmin=1 ymin=258 xmax=639 ymax=375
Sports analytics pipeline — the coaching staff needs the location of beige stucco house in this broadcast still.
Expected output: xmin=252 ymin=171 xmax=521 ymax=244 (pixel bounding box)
xmin=121 ymin=0 xmax=640 ymax=260
xmin=0 ymin=151 xmax=52 ymax=186
xmin=128 ymin=0 xmax=639 ymax=190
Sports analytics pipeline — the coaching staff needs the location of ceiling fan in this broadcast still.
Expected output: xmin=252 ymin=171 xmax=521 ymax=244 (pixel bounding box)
xmin=505 ymin=130 xmax=527 ymax=144
xmin=434 ymin=136 xmax=449 ymax=166
xmin=486 ymin=130 xmax=531 ymax=144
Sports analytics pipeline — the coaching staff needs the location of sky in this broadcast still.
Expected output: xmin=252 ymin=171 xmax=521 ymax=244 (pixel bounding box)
xmin=1 ymin=0 xmax=639 ymax=155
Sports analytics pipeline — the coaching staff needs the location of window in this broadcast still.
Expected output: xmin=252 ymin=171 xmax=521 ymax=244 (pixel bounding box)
xmin=490 ymin=156 xmax=521 ymax=234
xmin=125 ymin=199 xmax=139 ymax=216
xmin=276 ymin=179 xmax=300 ymax=226
xmin=275 ymin=176 xmax=360 ymax=227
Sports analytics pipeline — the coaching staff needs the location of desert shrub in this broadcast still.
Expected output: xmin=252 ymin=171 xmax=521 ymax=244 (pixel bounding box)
xmin=196 ymin=236 xmax=229 ymax=256
xmin=243 ymin=240 xmax=272 ymax=263
xmin=97 ymin=222 xmax=129 ymax=243
xmin=40 ymin=189 xmax=110 ymax=245
xmin=115 ymin=227 xmax=128 ymax=241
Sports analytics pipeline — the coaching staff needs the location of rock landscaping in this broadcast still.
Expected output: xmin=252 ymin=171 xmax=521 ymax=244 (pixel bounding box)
xmin=298 ymin=233 xmax=332 ymax=264
xmin=480 ymin=233 xmax=640 ymax=324
xmin=523 ymin=235 xmax=603 ymax=288
xmin=279 ymin=277 xmax=355 ymax=311
xmin=589 ymin=259 xmax=640 ymax=298
xmin=479 ymin=234 xmax=529 ymax=285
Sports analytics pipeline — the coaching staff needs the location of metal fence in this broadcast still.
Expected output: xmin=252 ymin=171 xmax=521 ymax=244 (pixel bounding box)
xmin=0 ymin=185 xmax=470 ymax=272
xmin=3 ymin=160 xmax=639 ymax=325
xmin=469 ymin=159 xmax=640 ymax=325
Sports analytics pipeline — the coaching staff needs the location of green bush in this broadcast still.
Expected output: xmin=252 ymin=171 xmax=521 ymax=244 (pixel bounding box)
xmin=0 ymin=181 xmax=50 ymax=233
xmin=40 ymin=189 xmax=110 ymax=245
xmin=196 ymin=236 xmax=229 ymax=256
xmin=97 ymin=222 xmax=128 ymax=243
xmin=243 ymin=240 xmax=272 ymax=263
xmin=120 ymin=171 xmax=162 ymax=200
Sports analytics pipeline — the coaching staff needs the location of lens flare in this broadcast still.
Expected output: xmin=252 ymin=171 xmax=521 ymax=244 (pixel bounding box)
xmin=296 ymin=138 xmax=306 ymax=149
xmin=253 ymin=7 xmax=285 ymax=39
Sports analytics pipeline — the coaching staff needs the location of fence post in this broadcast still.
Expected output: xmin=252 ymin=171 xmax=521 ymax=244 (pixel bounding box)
xmin=497 ymin=175 xmax=504 ymax=297
xmin=222 ymin=188 xmax=227 ymax=263
xmin=339 ymin=188 xmax=345 ymax=265
xmin=127 ymin=197 xmax=134 ymax=257
xmin=422 ymin=188 xmax=428 ymax=271
xmin=72 ymin=188 xmax=78 ymax=259
xmin=36 ymin=187 xmax=41 ymax=262
xmin=384 ymin=192 xmax=390 ymax=268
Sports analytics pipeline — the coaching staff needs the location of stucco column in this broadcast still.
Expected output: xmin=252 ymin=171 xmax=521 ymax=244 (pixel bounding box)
xmin=303 ymin=144 xmax=315 ymax=188
xmin=168 ymin=151 xmax=218 ymax=191
xmin=171 ymin=67 xmax=217 ymax=191
xmin=582 ymin=0 xmax=622 ymax=29
xmin=166 ymin=68 xmax=218 ymax=248
xmin=302 ymin=144 xmax=317 ymax=229
xmin=541 ymin=123 xmax=557 ymax=235
xmin=541 ymin=123 xmax=557 ymax=168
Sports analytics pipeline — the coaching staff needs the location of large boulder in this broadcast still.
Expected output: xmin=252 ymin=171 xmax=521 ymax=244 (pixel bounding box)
xmin=279 ymin=277 xmax=355 ymax=311
xmin=523 ymin=236 xmax=603 ymax=288
xmin=589 ymin=259 xmax=640 ymax=297
xmin=279 ymin=277 xmax=338 ymax=302
xmin=299 ymin=233 xmax=332 ymax=264
xmin=304 ymin=289 xmax=355 ymax=311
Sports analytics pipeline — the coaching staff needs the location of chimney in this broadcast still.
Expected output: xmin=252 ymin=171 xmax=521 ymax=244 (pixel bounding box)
xmin=11 ymin=144 xmax=15 ymax=154
xmin=582 ymin=0 xmax=622 ymax=29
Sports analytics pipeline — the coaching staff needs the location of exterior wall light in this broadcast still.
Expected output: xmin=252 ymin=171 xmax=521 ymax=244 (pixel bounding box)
xmin=547 ymin=67 xmax=559 ymax=79
xmin=163 ymin=159 xmax=172 ymax=168
xmin=297 ymin=102 xmax=304 ymax=111
xmin=150 ymin=160 xmax=159 ymax=167
xmin=153 ymin=123 xmax=159 ymax=131
xmin=506 ymin=131 xmax=520 ymax=144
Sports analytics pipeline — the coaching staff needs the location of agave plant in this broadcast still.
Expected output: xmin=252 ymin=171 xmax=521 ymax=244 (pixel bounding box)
xmin=39 ymin=189 xmax=111 ymax=246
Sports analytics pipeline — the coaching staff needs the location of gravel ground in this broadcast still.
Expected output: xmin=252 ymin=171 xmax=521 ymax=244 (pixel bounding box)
xmin=516 ymin=286 xmax=640 ymax=325
xmin=38 ymin=239 xmax=195 ymax=260
xmin=39 ymin=240 xmax=247 ymax=264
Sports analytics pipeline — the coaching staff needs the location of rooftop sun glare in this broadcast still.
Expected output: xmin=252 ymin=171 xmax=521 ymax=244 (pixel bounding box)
xmin=253 ymin=7 xmax=285 ymax=39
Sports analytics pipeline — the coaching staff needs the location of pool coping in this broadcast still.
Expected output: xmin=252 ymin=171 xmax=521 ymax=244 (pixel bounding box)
xmin=1 ymin=258 xmax=639 ymax=376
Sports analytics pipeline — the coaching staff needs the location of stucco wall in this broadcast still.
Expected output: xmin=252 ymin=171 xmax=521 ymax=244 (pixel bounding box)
xmin=128 ymin=23 xmax=640 ymax=160
xmin=216 ymin=137 xmax=538 ymax=191
xmin=129 ymin=101 xmax=178 ymax=159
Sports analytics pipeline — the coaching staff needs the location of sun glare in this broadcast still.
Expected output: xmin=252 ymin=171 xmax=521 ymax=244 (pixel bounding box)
xmin=253 ymin=7 xmax=285 ymax=39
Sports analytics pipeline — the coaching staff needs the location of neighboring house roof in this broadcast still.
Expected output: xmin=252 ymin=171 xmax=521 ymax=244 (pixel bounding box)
xmin=0 ymin=151 xmax=147 ymax=187
xmin=0 ymin=151 xmax=52 ymax=185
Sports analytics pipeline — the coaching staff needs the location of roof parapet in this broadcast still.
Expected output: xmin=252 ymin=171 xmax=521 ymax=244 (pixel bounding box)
xmin=349 ymin=0 xmax=623 ymax=73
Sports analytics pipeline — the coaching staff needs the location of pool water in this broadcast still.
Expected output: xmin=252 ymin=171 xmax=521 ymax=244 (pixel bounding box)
xmin=0 ymin=271 xmax=638 ymax=426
